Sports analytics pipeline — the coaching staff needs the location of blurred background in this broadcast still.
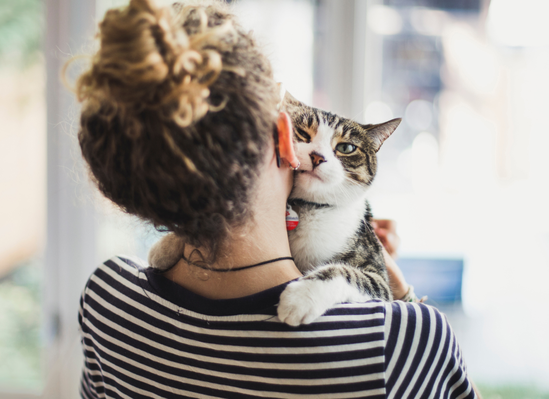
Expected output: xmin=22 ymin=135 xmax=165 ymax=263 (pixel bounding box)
xmin=1 ymin=0 xmax=548 ymax=397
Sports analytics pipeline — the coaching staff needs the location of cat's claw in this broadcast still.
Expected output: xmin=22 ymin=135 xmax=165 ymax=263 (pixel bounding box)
xmin=277 ymin=279 xmax=335 ymax=326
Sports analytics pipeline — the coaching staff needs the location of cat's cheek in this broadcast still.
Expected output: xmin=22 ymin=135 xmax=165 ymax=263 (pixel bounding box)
xmin=294 ymin=145 xmax=313 ymax=170
xmin=293 ymin=173 xmax=317 ymax=192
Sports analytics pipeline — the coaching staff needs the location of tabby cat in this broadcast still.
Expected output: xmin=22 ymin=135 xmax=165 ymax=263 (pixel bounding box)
xmin=276 ymin=93 xmax=401 ymax=326
xmin=147 ymin=94 xmax=401 ymax=326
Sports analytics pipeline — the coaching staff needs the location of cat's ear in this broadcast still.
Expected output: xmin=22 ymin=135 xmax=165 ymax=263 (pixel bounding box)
xmin=281 ymin=91 xmax=304 ymax=114
xmin=363 ymin=118 xmax=402 ymax=152
xmin=283 ymin=91 xmax=299 ymax=105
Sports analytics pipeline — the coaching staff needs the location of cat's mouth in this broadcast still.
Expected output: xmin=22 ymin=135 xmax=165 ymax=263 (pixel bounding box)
xmin=297 ymin=170 xmax=323 ymax=181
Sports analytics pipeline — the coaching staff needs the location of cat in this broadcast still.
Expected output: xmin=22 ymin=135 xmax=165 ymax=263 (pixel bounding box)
xmin=147 ymin=93 xmax=401 ymax=326
xmin=276 ymin=93 xmax=401 ymax=326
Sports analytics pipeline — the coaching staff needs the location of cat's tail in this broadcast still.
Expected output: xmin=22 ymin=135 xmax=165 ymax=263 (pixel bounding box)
xmin=148 ymin=233 xmax=186 ymax=270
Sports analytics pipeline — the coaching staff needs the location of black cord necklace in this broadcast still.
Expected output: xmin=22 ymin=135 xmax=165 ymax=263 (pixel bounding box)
xmin=191 ymin=256 xmax=294 ymax=272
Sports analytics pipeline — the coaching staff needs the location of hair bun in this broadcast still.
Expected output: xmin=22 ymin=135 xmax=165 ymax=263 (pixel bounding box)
xmin=77 ymin=0 xmax=224 ymax=129
xmin=77 ymin=0 xmax=280 ymax=263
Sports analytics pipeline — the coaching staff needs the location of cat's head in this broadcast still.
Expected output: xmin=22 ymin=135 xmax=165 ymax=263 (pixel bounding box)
xmin=284 ymin=93 xmax=401 ymax=206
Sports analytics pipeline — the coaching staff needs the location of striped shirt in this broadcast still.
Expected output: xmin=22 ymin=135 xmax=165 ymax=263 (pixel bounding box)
xmin=79 ymin=256 xmax=477 ymax=399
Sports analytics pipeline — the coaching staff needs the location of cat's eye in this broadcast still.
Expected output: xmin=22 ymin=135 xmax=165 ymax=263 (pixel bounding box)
xmin=336 ymin=143 xmax=357 ymax=154
xmin=294 ymin=127 xmax=311 ymax=143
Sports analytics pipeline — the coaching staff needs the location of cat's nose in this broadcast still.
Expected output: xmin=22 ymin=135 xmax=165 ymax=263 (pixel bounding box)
xmin=310 ymin=151 xmax=326 ymax=169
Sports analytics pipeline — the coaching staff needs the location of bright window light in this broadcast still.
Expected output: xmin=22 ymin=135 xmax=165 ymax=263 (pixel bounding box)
xmin=364 ymin=101 xmax=394 ymax=123
xmin=405 ymin=99 xmax=433 ymax=131
xmin=367 ymin=5 xmax=402 ymax=36
xmin=488 ymin=0 xmax=549 ymax=47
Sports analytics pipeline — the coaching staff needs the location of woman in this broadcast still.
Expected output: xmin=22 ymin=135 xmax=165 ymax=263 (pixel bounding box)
xmin=76 ymin=0 xmax=478 ymax=397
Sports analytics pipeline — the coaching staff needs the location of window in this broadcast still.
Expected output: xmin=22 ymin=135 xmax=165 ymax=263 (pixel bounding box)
xmin=0 ymin=0 xmax=45 ymax=393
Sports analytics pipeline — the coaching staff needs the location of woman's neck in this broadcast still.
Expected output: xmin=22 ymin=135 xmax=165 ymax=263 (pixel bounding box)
xmin=163 ymin=147 xmax=301 ymax=299
xmin=163 ymin=193 xmax=302 ymax=299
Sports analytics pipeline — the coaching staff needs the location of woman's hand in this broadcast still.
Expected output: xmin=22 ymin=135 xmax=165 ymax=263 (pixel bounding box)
xmin=371 ymin=219 xmax=399 ymax=259
xmin=372 ymin=219 xmax=409 ymax=300
xmin=381 ymin=246 xmax=409 ymax=300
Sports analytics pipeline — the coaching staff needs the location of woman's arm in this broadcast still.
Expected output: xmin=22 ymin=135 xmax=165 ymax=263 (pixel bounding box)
xmin=372 ymin=219 xmax=410 ymax=300
xmin=382 ymin=246 xmax=410 ymax=300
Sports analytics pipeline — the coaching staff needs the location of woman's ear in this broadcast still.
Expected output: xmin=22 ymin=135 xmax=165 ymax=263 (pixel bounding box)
xmin=277 ymin=111 xmax=300 ymax=169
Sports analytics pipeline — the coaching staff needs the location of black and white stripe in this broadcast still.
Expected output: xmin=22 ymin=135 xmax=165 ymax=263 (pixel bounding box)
xmin=79 ymin=256 xmax=476 ymax=399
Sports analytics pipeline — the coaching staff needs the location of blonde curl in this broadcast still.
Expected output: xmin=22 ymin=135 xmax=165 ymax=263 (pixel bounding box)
xmin=76 ymin=0 xmax=230 ymax=134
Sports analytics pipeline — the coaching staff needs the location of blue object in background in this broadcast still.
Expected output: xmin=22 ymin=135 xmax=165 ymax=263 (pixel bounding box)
xmin=397 ymin=258 xmax=464 ymax=304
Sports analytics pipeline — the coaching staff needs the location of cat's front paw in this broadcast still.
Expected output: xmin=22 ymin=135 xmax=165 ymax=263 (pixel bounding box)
xmin=277 ymin=279 xmax=334 ymax=326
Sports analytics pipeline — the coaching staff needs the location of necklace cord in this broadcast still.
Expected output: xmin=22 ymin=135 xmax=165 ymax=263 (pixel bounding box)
xmin=123 ymin=256 xmax=288 ymax=323
xmin=191 ymin=256 xmax=294 ymax=272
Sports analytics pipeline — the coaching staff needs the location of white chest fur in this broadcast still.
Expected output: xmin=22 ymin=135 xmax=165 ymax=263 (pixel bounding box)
xmin=288 ymin=198 xmax=366 ymax=272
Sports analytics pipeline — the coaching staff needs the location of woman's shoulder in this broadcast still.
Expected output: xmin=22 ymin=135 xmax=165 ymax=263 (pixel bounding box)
xmin=381 ymin=301 xmax=477 ymax=398
xmin=80 ymin=255 xmax=150 ymax=310
xmin=383 ymin=300 xmax=449 ymax=324
xmin=84 ymin=255 xmax=147 ymax=286
xmin=382 ymin=300 xmax=453 ymax=356
xmin=326 ymin=299 xmax=446 ymax=325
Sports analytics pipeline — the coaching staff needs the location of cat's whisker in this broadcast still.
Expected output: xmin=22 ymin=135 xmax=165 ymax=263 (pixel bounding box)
xmin=344 ymin=176 xmax=362 ymax=188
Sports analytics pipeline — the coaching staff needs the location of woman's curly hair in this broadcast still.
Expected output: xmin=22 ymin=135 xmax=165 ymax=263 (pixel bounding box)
xmin=76 ymin=0 xmax=279 ymax=261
